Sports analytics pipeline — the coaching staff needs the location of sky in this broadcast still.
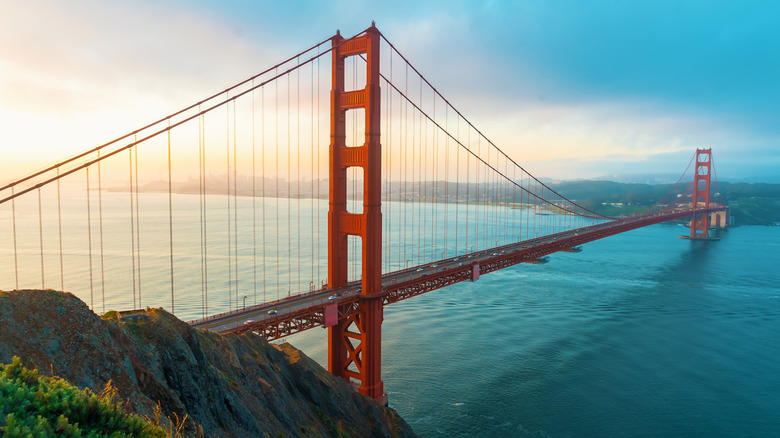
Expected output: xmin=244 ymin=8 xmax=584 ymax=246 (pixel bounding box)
xmin=1 ymin=0 xmax=778 ymax=183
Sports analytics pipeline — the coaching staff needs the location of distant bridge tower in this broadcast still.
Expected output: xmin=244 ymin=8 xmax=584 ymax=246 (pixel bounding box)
xmin=688 ymin=148 xmax=712 ymax=239
xmin=327 ymin=24 xmax=386 ymax=403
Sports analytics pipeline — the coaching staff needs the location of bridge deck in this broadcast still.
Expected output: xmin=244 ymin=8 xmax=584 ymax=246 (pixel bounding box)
xmin=189 ymin=207 xmax=724 ymax=339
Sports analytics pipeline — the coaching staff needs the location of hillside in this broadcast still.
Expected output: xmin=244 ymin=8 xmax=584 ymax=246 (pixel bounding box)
xmin=0 ymin=289 xmax=417 ymax=438
xmin=552 ymin=180 xmax=780 ymax=224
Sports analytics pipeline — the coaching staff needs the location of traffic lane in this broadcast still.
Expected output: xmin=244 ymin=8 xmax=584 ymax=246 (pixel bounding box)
xmin=200 ymin=226 xmax=597 ymax=332
xmin=199 ymin=291 xmax=336 ymax=332
xmin=201 ymin=284 xmax=363 ymax=332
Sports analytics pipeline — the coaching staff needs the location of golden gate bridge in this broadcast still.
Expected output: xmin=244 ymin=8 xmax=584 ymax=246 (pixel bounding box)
xmin=0 ymin=23 xmax=726 ymax=404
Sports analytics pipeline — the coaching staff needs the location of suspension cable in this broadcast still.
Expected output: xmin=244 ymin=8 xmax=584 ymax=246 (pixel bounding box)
xmin=376 ymin=33 xmax=611 ymax=220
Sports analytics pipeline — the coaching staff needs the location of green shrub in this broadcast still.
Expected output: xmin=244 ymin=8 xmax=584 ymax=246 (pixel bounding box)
xmin=0 ymin=356 xmax=166 ymax=437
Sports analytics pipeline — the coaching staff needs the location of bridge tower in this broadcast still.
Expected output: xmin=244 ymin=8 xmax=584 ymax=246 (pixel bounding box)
xmin=327 ymin=24 xmax=386 ymax=403
xmin=689 ymin=148 xmax=712 ymax=239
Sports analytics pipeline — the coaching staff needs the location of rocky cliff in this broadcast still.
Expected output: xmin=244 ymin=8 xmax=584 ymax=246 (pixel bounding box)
xmin=0 ymin=289 xmax=417 ymax=437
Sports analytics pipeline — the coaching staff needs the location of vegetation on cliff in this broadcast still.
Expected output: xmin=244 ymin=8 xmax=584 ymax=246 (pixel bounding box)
xmin=0 ymin=290 xmax=416 ymax=437
xmin=1 ymin=356 xmax=168 ymax=437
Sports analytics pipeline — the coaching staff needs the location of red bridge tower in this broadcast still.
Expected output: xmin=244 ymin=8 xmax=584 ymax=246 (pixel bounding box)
xmin=327 ymin=24 xmax=386 ymax=403
xmin=688 ymin=148 xmax=712 ymax=239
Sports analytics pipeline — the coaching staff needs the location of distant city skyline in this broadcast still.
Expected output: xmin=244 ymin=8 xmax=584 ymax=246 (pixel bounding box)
xmin=1 ymin=0 xmax=778 ymax=183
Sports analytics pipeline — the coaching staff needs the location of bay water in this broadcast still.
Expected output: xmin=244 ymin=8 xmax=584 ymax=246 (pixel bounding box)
xmin=289 ymin=224 xmax=780 ymax=437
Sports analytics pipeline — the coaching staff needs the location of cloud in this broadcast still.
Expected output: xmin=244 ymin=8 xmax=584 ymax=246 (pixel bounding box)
xmin=1 ymin=0 xmax=777 ymax=183
xmin=0 ymin=0 xmax=290 ymax=179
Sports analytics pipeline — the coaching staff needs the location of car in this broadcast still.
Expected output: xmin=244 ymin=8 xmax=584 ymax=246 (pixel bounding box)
xmin=431 ymin=264 xmax=438 ymax=268
xmin=416 ymin=267 xmax=424 ymax=272
xmin=328 ymin=293 xmax=341 ymax=300
xmin=244 ymin=319 xmax=255 ymax=325
xmin=268 ymin=310 xmax=277 ymax=315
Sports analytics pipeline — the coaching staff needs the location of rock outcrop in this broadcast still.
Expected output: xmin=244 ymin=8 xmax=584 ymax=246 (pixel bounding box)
xmin=0 ymin=289 xmax=417 ymax=437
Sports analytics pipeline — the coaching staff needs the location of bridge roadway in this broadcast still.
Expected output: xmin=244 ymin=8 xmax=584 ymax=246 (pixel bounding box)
xmin=189 ymin=207 xmax=724 ymax=339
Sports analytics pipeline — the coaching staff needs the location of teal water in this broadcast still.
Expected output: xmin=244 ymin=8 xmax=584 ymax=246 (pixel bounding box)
xmin=287 ymin=224 xmax=780 ymax=437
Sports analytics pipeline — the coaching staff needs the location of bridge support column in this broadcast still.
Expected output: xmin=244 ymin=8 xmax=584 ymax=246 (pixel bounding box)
xmin=688 ymin=148 xmax=712 ymax=239
xmin=327 ymin=23 xmax=386 ymax=402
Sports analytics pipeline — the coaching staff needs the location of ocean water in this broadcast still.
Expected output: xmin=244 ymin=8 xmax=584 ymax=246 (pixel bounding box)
xmin=286 ymin=224 xmax=780 ymax=437
xmin=2 ymin=191 xmax=779 ymax=436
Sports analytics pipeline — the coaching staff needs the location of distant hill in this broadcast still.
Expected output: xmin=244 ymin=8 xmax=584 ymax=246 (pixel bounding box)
xmin=551 ymin=180 xmax=780 ymax=225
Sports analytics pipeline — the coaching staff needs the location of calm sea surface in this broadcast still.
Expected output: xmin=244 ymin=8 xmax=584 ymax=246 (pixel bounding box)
xmin=2 ymin=192 xmax=779 ymax=436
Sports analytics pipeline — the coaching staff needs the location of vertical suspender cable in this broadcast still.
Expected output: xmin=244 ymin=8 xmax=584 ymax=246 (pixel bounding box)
xmin=455 ymin=116 xmax=460 ymax=255
xmin=410 ymin=75 xmax=416 ymax=265
xmin=260 ymin=87 xmax=268 ymax=302
xmin=316 ymin=52 xmax=321 ymax=285
xmin=129 ymin=148 xmax=136 ymax=308
xmin=98 ymin=153 xmax=105 ymax=311
xmin=397 ymin=72 xmax=403 ymax=268
xmin=417 ymin=77 xmax=423 ymax=263
xmin=56 ymin=169 xmax=64 ymax=292
xmin=512 ymin=164 xmax=516 ymax=241
xmin=252 ymin=82 xmax=257 ymax=305
xmin=168 ymin=119 xmax=175 ymax=314
xmin=431 ymin=93 xmax=436 ymax=261
xmin=380 ymin=77 xmax=385 ymax=271
xmin=287 ymin=71 xmax=292 ymax=295
xmin=233 ymin=101 xmax=239 ymax=307
xmin=226 ymin=92 xmax=232 ymax=312
xmin=276 ymin=68 xmax=280 ymax=299
xmin=310 ymin=63 xmax=315 ymax=285
xmin=387 ymin=52 xmax=392 ymax=270
xmin=86 ymin=168 xmax=94 ymax=309
xmin=443 ymin=106 xmax=448 ymax=257
xmin=474 ymin=136 xmax=479 ymax=251
xmin=465 ymin=125 xmax=470 ymax=252
xmin=38 ymin=188 xmax=45 ymax=289
xmin=422 ymin=88 xmax=428 ymax=262
xmin=403 ymin=64 xmax=409 ymax=268
xmin=202 ymin=113 xmax=209 ymax=316
xmin=262 ymin=87 xmax=267 ymax=302
xmin=483 ymin=141 xmax=488 ymax=249
xmin=199 ymin=110 xmax=205 ymax=316
xmin=297 ymin=60 xmax=301 ymax=292
xmin=134 ymin=143 xmax=141 ymax=307
xmin=12 ymin=187 xmax=18 ymax=290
